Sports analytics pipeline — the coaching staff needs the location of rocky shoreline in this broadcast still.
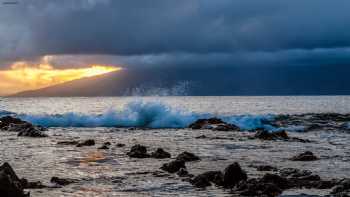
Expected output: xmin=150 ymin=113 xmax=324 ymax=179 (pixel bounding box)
xmin=1 ymin=114 xmax=350 ymax=196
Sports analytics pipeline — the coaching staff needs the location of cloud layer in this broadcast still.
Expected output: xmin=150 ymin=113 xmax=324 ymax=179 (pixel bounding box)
xmin=1 ymin=0 xmax=350 ymax=69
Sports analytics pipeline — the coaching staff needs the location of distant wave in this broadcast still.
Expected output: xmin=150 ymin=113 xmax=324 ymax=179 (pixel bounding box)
xmin=1 ymin=101 xmax=275 ymax=130
xmin=0 ymin=110 xmax=16 ymax=117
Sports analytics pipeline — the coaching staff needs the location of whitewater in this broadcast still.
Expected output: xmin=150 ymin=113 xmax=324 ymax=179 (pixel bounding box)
xmin=1 ymin=96 xmax=350 ymax=130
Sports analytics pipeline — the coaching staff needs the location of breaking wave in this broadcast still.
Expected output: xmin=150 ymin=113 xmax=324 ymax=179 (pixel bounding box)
xmin=2 ymin=101 xmax=275 ymax=130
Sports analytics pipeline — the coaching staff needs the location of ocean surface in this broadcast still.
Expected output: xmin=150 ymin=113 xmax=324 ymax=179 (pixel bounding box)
xmin=1 ymin=96 xmax=350 ymax=129
xmin=1 ymin=96 xmax=350 ymax=196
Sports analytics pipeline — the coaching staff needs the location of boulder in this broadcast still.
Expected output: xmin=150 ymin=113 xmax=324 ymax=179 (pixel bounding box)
xmin=0 ymin=162 xmax=28 ymax=197
xmin=290 ymin=151 xmax=318 ymax=161
xmin=189 ymin=118 xmax=239 ymax=131
xmin=0 ymin=116 xmax=47 ymax=137
xmin=176 ymin=151 xmax=200 ymax=162
xmin=255 ymin=130 xmax=289 ymax=140
xmin=76 ymin=139 xmax=95 ymax=147
xmin=261 ymin=173 xmax=290 ymax=190
xmin=191 ymin=171 xmax=224 ymax=188
xmin=237 ymin=178 xmax=283 ymax=197
xmin=160 ymin=160 xmax=186 ymax=173
xmin=223 ymin=162 xmax=247 ymax=188
xmin=150 ymin=148 xmax=171 ymax=159
xmin=0 ymin=116 xmax=27 ymax=129
xmin=50 ymin=177 xmax=75 ymax=186
xmin=127 ymin=144 xmax=150 ymax=158
xmin=116 ymin=143 xmax=126 ymax=147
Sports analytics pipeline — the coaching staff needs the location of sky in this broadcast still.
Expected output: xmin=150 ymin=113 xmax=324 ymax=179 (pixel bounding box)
xmin=1 ymin=0 xmax=350 ymax=95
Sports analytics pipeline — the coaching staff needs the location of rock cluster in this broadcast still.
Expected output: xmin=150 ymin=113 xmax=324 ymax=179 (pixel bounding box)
xmin=190 ymin=162 xmax=247 ymax=188
xmin=161 ymin=151 xmax=200 ymax=174
xmin=0 ymin=116 xmax=47 ymax=137
xmin=189 ymin=118 xmax=239 ymax=131
xmin=127 ymin=144 xmax=172 ymax=159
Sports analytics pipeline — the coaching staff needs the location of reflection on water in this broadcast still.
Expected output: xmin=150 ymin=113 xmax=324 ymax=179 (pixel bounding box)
xmin=0 ymin=127 xmax=349 ymax=196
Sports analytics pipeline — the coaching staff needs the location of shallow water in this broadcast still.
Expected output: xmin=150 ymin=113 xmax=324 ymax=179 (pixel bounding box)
xmin=1 ymin=127 xmax=349 ymax=196
xmin=1 ymin=96 xmax=350 ymax=196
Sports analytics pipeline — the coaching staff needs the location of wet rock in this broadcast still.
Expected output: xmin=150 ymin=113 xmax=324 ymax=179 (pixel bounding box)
xmin=331 ymin=179 xmax=350 ymax=195
xmin=261 ymin=173 xmax=290 ymax=190
xmin=0 ymin=116 xmax=27 ymax=129
xmin=127 ymin=144 xmax=150 ymax=158
xmin=189 ymin=118 xmax=239 ymax=131
xmin=57 ymin=140 xmax=79 ymax=145
xmin=191 ymin=171 xmax=224 ymax=188
xmin=255 ymin=129 xmax=289 ymax=140
xmin=237 ymin=178 xmax=283 ymax=197
xmin=279 ymin=168 xmax=336 ymax=189
xmin=160 ymin=160 xmax=186 ymax=173
xmin=20 ymin=178 xmax=47 ymax=189
xmin=176 ymin=151 xmax=200 ymax=162
xmin=17 ymin=124 xmax=48 ymax=137
xmin=116 ymin=143 xmax=126 ymax=147
xmin=0 ymin=116 xmax=48 ymax=137
xmin=50 ymin=177 xmax=75 ymax=186
xmin=177 ymin=168 xmax=190 ymax=177
xmin=150 ymin=148 xmax=171 ymax=159
xmin=0 ymin=162 xmax=28 ymax=197
xmin=290 ymin=151 xmax=318 ymax=161
xmin=76 ymin=139 xmax=95 ymax=147
xmin=98 ymin=142 xmax=112 ymax=150
xmin=223 ymin=162 xmax=247 ymax=188
xmin=190 ymin=174 xmax=212 ymax=188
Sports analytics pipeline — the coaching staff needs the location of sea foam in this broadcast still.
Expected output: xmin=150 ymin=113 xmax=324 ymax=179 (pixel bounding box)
xmin=2 ymin=101 xmax=275 ymax=130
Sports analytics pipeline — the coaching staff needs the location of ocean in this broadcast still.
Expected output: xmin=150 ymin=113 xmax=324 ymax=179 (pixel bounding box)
xmin=1 ymin=96 xmax=350 ymax=196
xmin=1 ymin=96 xmax=350 ymax=128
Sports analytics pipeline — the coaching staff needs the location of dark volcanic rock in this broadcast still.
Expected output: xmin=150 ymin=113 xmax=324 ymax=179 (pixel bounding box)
xmin=290 ymin=151 xmax=318 ymax=161
xmin=150 ymin=148 xmax=171 ymax=159
xmin=237 ymin=178 xmax=283 ymax=197
xmin=76 ymin=139 xmax=95 ymax=147
xmin=177 ymin=168 xmax=190 ymax=177
xmin=189 ymin=118 xmax=239 ymax=131
xmin=176 ymin=151 xmax=200 ymax=162
xmin=50 ymin=177 xmax=75 ymax=186
xmin=0 ymin=162 xmax=28 ymax=197
xmin=127 ymin=144 xmax=150 ymax=158
xmin=255 ymin=130 xmax=289 ymax=140
xmin=261 ymin=173 xmax=290 ymax=190
xmin=98 ymin=142 xmax=112 ymax=150
xmin=160 ymin=160 xmax=186 ymax=173
xmin=116 ymin=143 xmax=126 ymax=147
xmin=223 ymin=162 xmax=247 ymax=188
xmin=331 ymin=179 xmax=350 ymax=196
xmin=0 ymin=116 xmax=27 ymax=129
xmin=20 ymin=178 xmax=47 ymax=189
xmin=16 ymin=124 xmax=48 ymax=137
xmin=191 ymin=171 xmax=224 ymax=188
xmin=0 ymin=116 xmax=48 ymax=137
xmin=57 ymin=140 xmax=79 ymax=145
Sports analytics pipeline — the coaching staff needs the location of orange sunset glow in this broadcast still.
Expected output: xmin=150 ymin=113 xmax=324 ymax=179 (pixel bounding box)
xmin=0 ymin=61 xmax=121 ymax=95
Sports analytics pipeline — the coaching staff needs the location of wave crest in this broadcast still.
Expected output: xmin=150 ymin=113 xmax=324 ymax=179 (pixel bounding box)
xmin=3 ymin=101 xmax=275 ymax=130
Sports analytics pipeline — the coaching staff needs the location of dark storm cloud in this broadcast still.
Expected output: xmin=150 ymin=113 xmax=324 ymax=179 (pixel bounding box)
xmin=2 ymin=0 xmax=350 ymax=68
